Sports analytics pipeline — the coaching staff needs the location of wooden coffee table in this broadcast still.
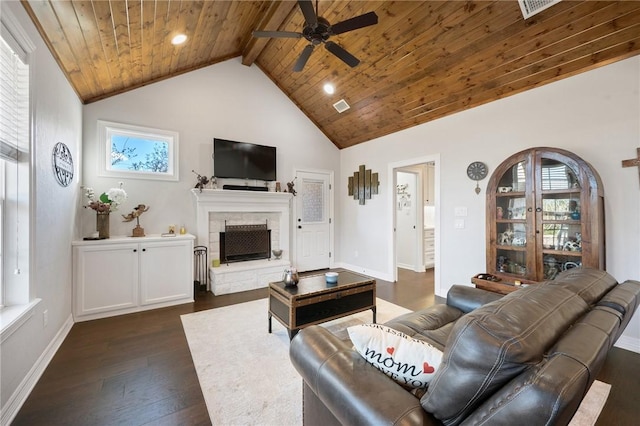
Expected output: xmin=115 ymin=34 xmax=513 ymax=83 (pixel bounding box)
xmin=268 ymin=271 xmax=376 ymax=339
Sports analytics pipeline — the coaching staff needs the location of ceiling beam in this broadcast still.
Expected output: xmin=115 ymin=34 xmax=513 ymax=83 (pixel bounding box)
xmin=242 ymin=0 xmax=298 ymax=66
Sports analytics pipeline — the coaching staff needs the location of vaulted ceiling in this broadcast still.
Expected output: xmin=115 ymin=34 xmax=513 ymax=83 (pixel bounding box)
xmin=21 ymin=1 xmax=640 ymax=149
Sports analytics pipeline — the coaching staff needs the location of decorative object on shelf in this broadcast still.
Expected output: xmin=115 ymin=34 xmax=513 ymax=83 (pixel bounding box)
xmin=621 ymin=147 xmax=640 ymax=186
xmin=52 ymin=142 xmax=74 ymax=187
xmin=192 ymin=170 xmax=214 ymax=192
xmin=122 ymin=204 xmax=150 ymax=237
xmin=272 ymin=249 xmax=283 ymax=259
xmin=466 ymin=161 xmax=488 ymax=194
xmin=275 ymin=181 xmax=281 ymax=192
xmin=96 ymin=211 xmax=110 ymax=239
xmin=180 ymin=225 xmax=187 ymax=235
xmin=284 ymin=177 xmax=297 ymax=196
xmin=496 ymin=206 xmax=504 ymax=219
xmin=84 ymin=182 xmax=127 ymax=239
xmin=348 ymin=164 xmax=379 ymax=205
xmin=282 ymin=267 xmax=299 ymax=287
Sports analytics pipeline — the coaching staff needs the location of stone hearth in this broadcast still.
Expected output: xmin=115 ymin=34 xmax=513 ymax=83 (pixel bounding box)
xmin=191 ymin=189 xmax=292 ymax=294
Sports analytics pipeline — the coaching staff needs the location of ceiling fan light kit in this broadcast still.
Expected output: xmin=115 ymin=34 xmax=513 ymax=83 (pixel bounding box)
xmin=253 ymin=0 xmax=378 ymax=72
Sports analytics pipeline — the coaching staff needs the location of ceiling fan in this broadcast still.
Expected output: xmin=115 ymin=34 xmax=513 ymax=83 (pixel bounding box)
xmin=252 ymin=0 xmax=378 ymax=72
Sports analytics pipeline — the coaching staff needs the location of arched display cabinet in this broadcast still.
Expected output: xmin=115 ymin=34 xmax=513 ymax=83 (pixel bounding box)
xmin=478 ymin=147 xmax=605 ymax=292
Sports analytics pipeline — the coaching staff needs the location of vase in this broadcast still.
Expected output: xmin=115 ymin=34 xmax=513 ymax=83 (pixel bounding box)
xmin=96 ymin=211 xmax=110 ymax=239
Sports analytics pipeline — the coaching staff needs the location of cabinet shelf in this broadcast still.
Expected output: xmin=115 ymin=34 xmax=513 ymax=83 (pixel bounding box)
xmin=541 ymin=249 xmax=582 ymax=257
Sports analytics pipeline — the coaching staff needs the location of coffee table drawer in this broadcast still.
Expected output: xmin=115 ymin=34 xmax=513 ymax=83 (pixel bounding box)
xmin=295 ymin=288 xmax=374 ymax=328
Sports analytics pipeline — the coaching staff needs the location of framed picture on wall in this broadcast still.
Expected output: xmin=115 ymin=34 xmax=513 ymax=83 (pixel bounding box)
xmin=97 ymin=120 xmax=179 ymax=181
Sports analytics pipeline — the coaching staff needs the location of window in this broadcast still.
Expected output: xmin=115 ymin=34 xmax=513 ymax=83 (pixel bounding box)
xmin=1 ymin=16 xmax=31 ymax=309
xmin=97 ymin=120 xmax=179 ymax=181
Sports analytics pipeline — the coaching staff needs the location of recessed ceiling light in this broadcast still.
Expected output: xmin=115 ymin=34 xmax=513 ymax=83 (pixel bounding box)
xmin=171 ymin=34 xmax=187 ymax=45
xmin=323 ymin=83 xmax=335 ymax=95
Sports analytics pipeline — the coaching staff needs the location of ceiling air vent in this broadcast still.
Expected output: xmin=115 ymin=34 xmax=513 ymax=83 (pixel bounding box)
xmin=518 ymin=0 xmax=562 ymax=19
xmin=333 ymin=99 xmax=351 ymax=113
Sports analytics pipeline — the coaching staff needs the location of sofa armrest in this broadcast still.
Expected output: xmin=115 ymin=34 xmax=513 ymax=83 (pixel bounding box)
xmin=446 ymin=284 xmax=503 ymax=313
xmin=290 ymin=325 xmax=438 ymax=426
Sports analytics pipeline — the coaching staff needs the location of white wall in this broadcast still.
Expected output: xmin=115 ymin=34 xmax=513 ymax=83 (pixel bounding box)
xmin=81 ymin=58 xmax=339 ymax=242
xmin=1 ymin=0 xmax=82 ymax=419
xmin=338 ymin=56 xmax=640 ymax=350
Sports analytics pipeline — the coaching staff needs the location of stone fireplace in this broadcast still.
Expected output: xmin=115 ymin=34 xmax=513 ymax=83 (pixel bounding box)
xmin=191 ymin=189 xmax=292 ymax=294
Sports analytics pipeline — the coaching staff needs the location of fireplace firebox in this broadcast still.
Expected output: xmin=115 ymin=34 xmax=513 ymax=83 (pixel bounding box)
xmin=220 ymin=222 xmax=271 ymax=264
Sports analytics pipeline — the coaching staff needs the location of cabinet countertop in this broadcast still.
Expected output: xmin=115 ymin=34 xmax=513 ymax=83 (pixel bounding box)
xmin=73 ymin=233 xmax=195 ymax=246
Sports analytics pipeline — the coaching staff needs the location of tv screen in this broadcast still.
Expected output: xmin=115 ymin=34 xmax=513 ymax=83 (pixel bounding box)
xmin=213 ymin=138 xmax=276 ymax=181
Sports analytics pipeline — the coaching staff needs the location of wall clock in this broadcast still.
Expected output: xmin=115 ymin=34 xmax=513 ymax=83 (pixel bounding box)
xmin=466 ymin=161 xmax=488 ymax=194
xmin=52 ymin=142 xmax=74 ymax=187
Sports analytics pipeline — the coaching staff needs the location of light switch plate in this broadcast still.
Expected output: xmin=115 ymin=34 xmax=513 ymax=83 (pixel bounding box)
xmin=454 ymin=207 xmax=468 ymax=217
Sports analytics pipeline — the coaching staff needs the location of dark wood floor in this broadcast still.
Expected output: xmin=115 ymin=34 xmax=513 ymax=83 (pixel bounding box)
xmin=12 ymin=269 xmax=639 ymax=425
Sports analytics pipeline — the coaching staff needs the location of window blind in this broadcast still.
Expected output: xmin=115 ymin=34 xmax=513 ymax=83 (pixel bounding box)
xmin=0 ymin=23 xmax=29 ymax=162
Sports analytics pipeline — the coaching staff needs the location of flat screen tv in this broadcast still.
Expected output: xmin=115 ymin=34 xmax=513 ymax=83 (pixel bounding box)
xmin=213 ymin=138 xmax=276 ymax=181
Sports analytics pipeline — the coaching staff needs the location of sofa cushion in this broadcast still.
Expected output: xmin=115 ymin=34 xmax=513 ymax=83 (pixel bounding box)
xmin=348 ymin=324 xmax=443 ymax=389
xmin=421 ymin=284 xmax=589 ymax=425
xmin=551 ymin=268 xmax=618 ymax=305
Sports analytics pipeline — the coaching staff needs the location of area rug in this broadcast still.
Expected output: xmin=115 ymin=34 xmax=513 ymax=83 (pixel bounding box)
xmin=180 ymin=297 xmax=409 ymax=425
xmin=181 ymin=298 xmax=610 ymax=426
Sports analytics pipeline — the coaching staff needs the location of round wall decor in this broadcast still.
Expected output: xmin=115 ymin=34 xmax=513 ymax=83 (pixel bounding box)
xmin=466 ymin=161 xmax=488 ymax=181
xmin=52 ymin=142 xmax=74 ymax=187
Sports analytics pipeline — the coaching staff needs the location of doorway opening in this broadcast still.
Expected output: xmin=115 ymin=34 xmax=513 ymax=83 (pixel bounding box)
xmin=389 ymin=156 xmax=440 ymax=296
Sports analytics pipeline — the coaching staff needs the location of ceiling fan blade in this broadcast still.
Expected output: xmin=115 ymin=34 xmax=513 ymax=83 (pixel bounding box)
xmin=298 ymin=0 xmax=318 ymax=28
xmin=293 ymin=44 xmax=315 ymax=72
xmin=325 ymin=41 xmax=360 ymax=68
xmin=330 ymin=11 xmax=378 ymax=35
xmin=252 ymin=30 xmax=302 ymax=39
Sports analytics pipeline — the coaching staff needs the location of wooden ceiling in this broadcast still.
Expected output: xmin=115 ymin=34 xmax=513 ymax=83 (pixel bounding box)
xmin=22 ymin=1 xmax=640 ymax=149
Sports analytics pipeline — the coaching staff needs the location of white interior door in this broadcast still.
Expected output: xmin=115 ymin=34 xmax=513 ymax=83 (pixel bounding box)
xmin=396 ymin=171 xmax=419 ymax=270
xmin=295 ymin=170 xmax=331 ymax=272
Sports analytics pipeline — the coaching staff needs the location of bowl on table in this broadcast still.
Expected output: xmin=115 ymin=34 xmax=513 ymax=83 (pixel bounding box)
xmin=325 ymin=272 xmax=339 ymax=284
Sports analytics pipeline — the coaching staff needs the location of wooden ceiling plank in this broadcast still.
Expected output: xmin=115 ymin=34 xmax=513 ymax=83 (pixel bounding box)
xmin=108 ymin=0 xmax=136 ymax=89
xmin=183 ymin=0 xmax=220 ymax=66
xmin=197 ymin=1 xmax=235 ymax=64
xmin=88 ymin=0 xmax=125 ymax=95
xmin=140 ymin=0 xmax=156 ymax=82
xmin=167 ymin=1 xmax=204 ymax=75
xmin=47 ymin=0 xmax=105 ymax=99
xmin=20 ymin=1 xmax=93 ymax=101
xmin=126 ymin=0 xmax=144 ymax=84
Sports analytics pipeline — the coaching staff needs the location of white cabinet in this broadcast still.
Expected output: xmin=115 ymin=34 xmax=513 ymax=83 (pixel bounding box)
xmin=73 ymin=235 xmax=195 ymax=321
xmin=424 ymin=228 xmax=435 ymax=269
xmin=424 ymin=163 xmax=435 ymax=206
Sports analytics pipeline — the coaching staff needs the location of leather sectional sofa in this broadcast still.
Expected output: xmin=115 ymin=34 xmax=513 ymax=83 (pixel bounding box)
xmin=290 ymin=268 xmax=640 ymax=425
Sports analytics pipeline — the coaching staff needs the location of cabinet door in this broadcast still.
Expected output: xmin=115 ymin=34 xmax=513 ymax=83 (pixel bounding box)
xmin=489 ymin=152 xmax=536 ymax=281
xmin=139 ymin=239 xmax=193 ymax=305
xmin=74 ymin=244 xmax=138 ymax=316
xmin=535 ymin=152 xmax=586 ymax=279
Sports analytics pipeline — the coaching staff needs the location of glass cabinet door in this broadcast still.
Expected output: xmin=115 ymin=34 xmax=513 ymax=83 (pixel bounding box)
xmin=493 ymin=160 xmax=531 ymax=278
xmin=537 ymin=157 xmax=583 ymax=279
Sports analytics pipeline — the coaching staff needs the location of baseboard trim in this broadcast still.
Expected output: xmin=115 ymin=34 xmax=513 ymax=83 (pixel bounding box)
xmin=1 ymin=314 xmax=74 ymax=425
xmin=334 ymin=262 xmax=394 ymax=282
xmin=614 ymin=334 xmax=640 ymax=354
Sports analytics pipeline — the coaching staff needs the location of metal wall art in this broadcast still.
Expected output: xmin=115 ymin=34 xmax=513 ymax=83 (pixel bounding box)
xmin=347 ymin=164 xmax=379 ymax=205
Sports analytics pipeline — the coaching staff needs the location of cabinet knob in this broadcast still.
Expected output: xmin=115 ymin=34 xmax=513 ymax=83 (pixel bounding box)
xmin=133 ymin=249 xmax=137 ymax=252
xmin=536 ymin=207 xmax=542 ymax=212
xmin=142 ymin=248 xmax=146 ymax=252
xmin=527 ymin=207 xmax=533 ymax=212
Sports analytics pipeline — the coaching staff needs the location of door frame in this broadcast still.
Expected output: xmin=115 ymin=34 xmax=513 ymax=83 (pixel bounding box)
xmin=291 ymin=168 xmax=335 ymax=270
xmin=388 ymin=155 xmax=440 ymax=295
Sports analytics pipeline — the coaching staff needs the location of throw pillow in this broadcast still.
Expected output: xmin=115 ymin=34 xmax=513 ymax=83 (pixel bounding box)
xmin=348 ymin=323 xmax=443 ymax=389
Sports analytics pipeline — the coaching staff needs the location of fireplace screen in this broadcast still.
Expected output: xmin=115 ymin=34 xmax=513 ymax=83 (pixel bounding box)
xmin=220 ymin=222 xmax=271 ymax=263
